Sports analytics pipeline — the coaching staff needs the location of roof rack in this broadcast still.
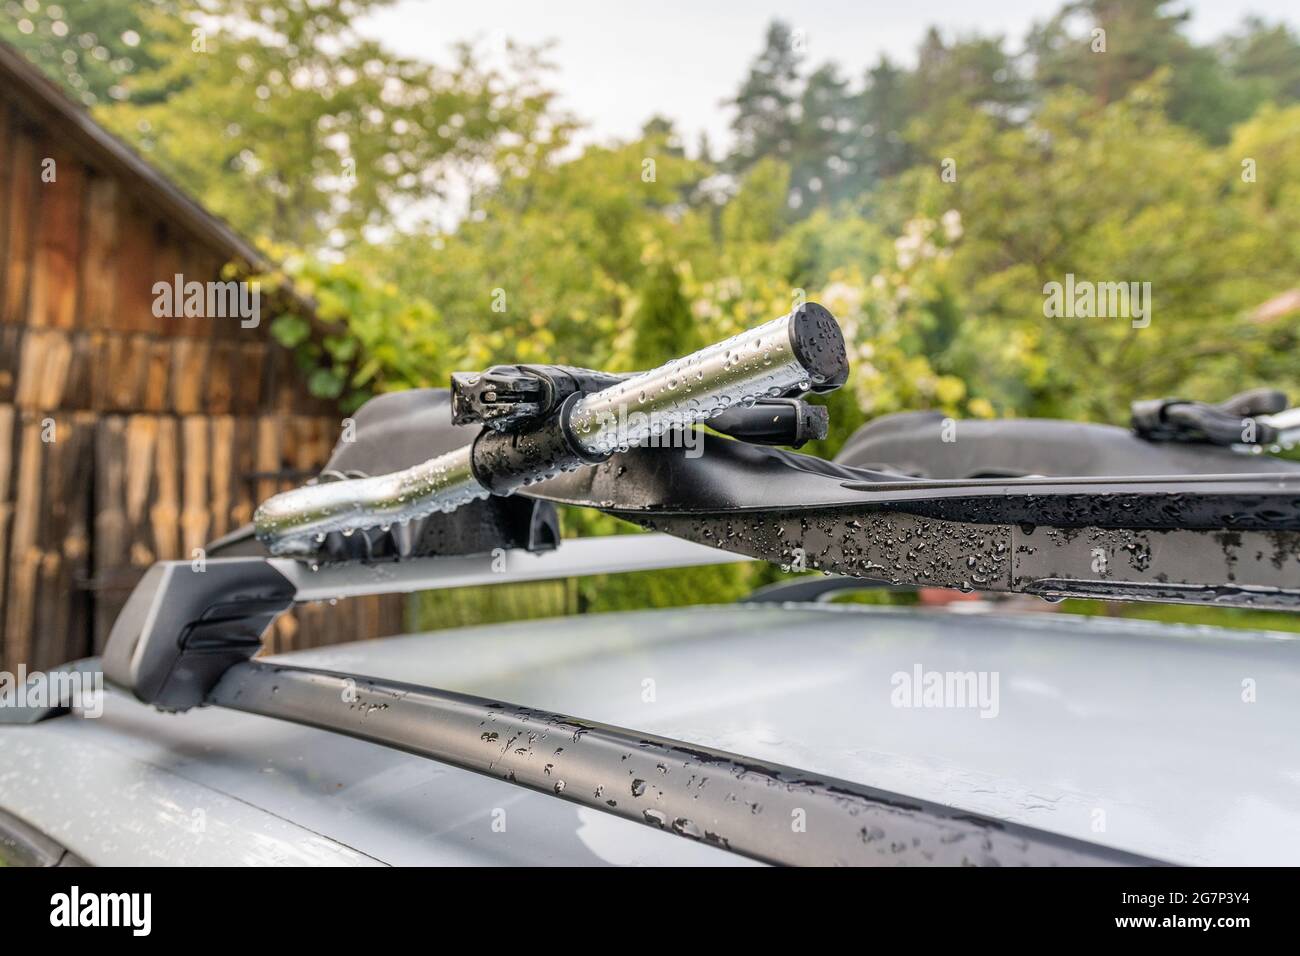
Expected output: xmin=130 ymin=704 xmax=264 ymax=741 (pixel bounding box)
xmin=63 ymin=305 xmax=1298 ymax=865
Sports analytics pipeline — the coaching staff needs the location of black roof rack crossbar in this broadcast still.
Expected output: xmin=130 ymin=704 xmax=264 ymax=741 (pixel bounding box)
xmin=208 ymin=659 xmax=1162 ymax=867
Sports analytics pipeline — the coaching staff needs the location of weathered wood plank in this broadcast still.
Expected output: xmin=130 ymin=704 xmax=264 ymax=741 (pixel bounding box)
xmin=209 ymin=415 xmax=233 ymax=540
xmin=14 ymin=328 xmax=73 ymax=410
xmin=0 ymin=106 xmax=12 ymax=311
xmin=123 ymin=414 xmax=158 ymax=567
xmin=143 ymin=338 xmax=172 ymax=411
xmin=113 ymin=198 xmax=156 ymax=334
xmin=39 ymin=328 xmax=72 ymax=409
xmin=62 ymin=411 xmax=96 ymax=662
xmin=32 ymin=413 xmax=93 ymax=669
xmin=91 ymin=416 xmax=127 ymax=650
xmin=3 ymin=413 xmax=42 ymax=667
xmin=180 ymin=414 xmax=210 ymax=555
xmin=255 ymin=414 xmax=280 ymax=506
xmin=233 ymin=341 xmax=265 ymax=415
xmin=2 ymin=124 xmax=39 ymax=326
xmin=27 ymin=148 xmax=84 ymax=330
xmin=231 ymin=415 xmax=255 ymax=529
xmin=30 ymin=412 xmax=69 ymax=667
xmin=0 ymin=404 xmax=13 ymax=664
xmin=96 ymin=331 xmax=150 ymax=411
xmin=0 ymin=324 xmax=20 ymax=403
xmin=171 ymin=338 xmax=209 ymax=414
xmin=150 ymin=416 xmax=179 ymax=561
xmin=61 ymin=330 xmax=95 ymax=409
xmin=14 ymin=327 xmax=46 ymax=408
xmin=182 ymin=245 xmax=221 ymax=339
xmin=79 ymin=175 xmax=118 ymax=330
xmin=154 ymin=234 xmax=191 ymax=337
xmin=207 ymin=340 xmax=235 ymax=414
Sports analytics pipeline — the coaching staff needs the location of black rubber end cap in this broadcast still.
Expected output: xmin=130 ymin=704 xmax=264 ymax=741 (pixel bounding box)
xmin=787 ymin=302 xmax=848 ymax=391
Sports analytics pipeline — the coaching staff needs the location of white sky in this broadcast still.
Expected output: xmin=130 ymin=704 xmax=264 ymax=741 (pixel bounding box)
xmin=358 ymin=0 xmax=1299 ymax=152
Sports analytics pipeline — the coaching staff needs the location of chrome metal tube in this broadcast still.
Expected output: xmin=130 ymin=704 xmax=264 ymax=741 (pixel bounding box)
xmin=254 ymin=444 xmax=488 ymax=556
xmin=568 ymin=311 xmax=814 ymax=457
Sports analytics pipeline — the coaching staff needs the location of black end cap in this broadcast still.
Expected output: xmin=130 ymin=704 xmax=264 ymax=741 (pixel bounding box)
xmin=787 ymin=302 xmax=848 ymax=392
xmin=797 ymin=402 xmax=830 ymax=446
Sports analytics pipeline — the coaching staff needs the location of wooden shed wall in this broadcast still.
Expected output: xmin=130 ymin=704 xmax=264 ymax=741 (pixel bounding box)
xmin=0 ymin=101 xmax=405 ymax=671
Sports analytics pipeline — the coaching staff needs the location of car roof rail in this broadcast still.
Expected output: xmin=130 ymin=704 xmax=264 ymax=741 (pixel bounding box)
xmin=202 ymin=657 xmax=1163 ymax=867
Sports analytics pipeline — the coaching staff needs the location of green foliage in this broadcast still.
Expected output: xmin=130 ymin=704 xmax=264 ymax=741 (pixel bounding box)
xmin=0 ymin=0 xmax=162 ymax=105
xmin=256 ymin=249 xmax=455 ymax=412
xmin=727 ymin=22 xmax=803 ymax=180
xmin=721 ymin=158 xmax=790 ymax=245
xmin=575 ymin=562 xmax=755 ymax=615
xmin=269 ymin=314 xmax=311 ymax=348
xmin=629 ymin=258 xmax=697 ymax=369
xmin=38 ymin=0 xmax=566 ymax=247
xmin=1222 ymin=17 xmax=1300 ymax=104
xmin=1025 ymin=1 xmax=1290 ymax=143
xmin=1058 ymin=600 xmax=1300 ymax=634
xmin=357 ymin=136 xmax=712 ymax=372
xmin=413 ymin=579 xmax=573 ymax=632
xmin=892 ymin=81 xmax=1298 ymax=420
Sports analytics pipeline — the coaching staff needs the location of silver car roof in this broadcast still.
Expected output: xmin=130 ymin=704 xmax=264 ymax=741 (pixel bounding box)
xmin=2 ymin=603 xmax=1298 ymax=865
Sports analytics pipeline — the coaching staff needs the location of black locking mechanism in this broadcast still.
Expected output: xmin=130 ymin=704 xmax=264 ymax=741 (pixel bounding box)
xmin=451 ymin=364 xmax=827 ymax=447
xmin=450 ymin=365 xmax=625 ymax=432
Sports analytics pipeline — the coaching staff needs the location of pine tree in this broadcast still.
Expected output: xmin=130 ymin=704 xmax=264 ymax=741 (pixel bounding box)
xmin=630 ymin=260 xmax=696 ymax=370
xmin=728 ymin=21 xmax=803 ymax=178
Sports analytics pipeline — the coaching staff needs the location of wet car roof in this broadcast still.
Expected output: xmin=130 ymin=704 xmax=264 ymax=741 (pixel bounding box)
xmin=3 ymin=604 xmax=1298 ymax=865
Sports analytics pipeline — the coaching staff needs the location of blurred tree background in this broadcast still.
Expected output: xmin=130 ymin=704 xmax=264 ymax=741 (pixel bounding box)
xmin=5 ymin=0 xmax=1300 ymax=629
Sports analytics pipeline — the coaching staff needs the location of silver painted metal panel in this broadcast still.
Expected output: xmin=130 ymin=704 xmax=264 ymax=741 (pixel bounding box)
xmin=270 ymin=605 xmax=1300 ymax=866
xmin=3 ymin=604 xmax=1299 ymax=865
xmin=0 ymin=725 xmax=384 ymax=866
xmin=280 ymin=532 xmax=753 ymax=602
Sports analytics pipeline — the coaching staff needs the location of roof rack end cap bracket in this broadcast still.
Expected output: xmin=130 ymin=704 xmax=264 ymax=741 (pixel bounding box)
xmin=101 ymin=558 xmax=296 ymax=712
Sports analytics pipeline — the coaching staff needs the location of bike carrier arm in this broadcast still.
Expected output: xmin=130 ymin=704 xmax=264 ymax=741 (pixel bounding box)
xmin=252 ymin=304 xmax=847 ymax=556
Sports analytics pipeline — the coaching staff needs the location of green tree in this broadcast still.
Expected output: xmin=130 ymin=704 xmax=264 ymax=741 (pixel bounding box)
xmin=1220 ymin=17 xmax=1300 ymax=105
xmin=1027 ymin=0 xmax=1259 ymax=142
xmin=727 ymin=20 xmax=802 ymax=180
xmin=95 ymin=0 xmax=560 ymax=246
xmin=629 ymin=258 xmax=697 ymax=369
xmin=853 ymin=56 xmax=914 ymax=184
xmin=0 ymin=0 xmax=163 ymax=105
xmin=789 ymin=62 xmax=854 ymax=207
xmin=364 ymin=137 xmax=712 ymax=372
xmin=897 ymin=81 xmax=1291 ymax=419
xmin=721 ymin=158 xmax=790 ymax=246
